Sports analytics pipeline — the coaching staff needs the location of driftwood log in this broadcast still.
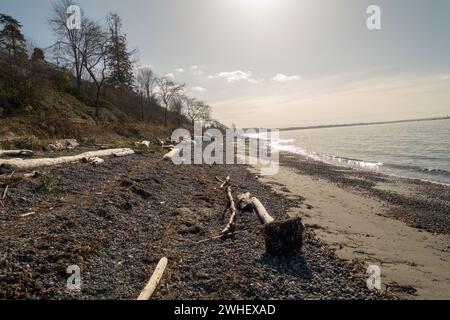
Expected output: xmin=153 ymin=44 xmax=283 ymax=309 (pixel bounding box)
xmin=163 ymin=148 xmax=180 ymax=161
xmin=0 ymin=150 xmax=34 ymax=158
xmin=137 ymin=257 xmax=168 ymax=300
xmin=0 ymin=148 xmax=134 ymax=172
xmin=238 ymin=193 xmax=303 ymax=257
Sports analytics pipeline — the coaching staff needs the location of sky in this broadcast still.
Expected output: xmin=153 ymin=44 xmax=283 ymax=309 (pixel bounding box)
xmin=1 ymin=0 xmax=449 ymax=128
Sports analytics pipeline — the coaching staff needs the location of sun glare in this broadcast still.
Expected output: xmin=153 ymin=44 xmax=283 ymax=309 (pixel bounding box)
xmin=236 ymin=0 xmax=277 ymax=13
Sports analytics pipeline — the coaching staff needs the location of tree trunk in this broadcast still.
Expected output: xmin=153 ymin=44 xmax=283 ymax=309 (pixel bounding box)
xmin=95 ymin=86 xmax=101 ymax=119
xmin=164 ymin=103 xmax=168 ymax=127
xmin=140 ymin=92 xmax=144 ymax=121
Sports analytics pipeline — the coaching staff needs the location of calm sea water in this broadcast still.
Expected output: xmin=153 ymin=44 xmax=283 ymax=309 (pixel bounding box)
xmin=273 ymin=119 xmax=450 ymax=185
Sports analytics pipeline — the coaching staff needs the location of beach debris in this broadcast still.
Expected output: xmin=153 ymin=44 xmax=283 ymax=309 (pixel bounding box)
xmin=0 ymin=150 xmax=34 ymax=158
xmin=135 ymin=140 xmax=151 ymax=148
xmin=2 ymin=185 xmax=9 ymax=199
xmin=163 ymin=148 xmax=181 ymax=161
xmin=81 ymin=157 xmax=105 ymax=166
xmin=20 ymin=211 xmax=37 ymax=218
xmin=0 ymin=148 xmax=135 ymax=172
xmin=137 ymin=257 xmax=168 ymax=300
xmin=217 ymin=176 xmax=237 ymax=235
xmin=47 ymin=139 xmax=80 ymax=151
xmin=238 ymin=193 xmax=304 ymax=257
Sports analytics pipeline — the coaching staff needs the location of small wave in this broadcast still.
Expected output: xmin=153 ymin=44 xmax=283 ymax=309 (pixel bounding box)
xmin=385 ymin=163 xmax=450 ymax=176
xmin=268 ymin=140 xmax=383 ymax=170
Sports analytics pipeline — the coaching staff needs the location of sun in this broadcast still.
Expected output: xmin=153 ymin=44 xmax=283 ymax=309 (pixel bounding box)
xmin=236 ymin=0 xmax=277 ymax=13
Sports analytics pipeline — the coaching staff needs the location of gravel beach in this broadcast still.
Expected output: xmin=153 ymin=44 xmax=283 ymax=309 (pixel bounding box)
xmin=0 ymin=151 xmax=385 ymax=300
xmin=249 ymin=151 xmax=450 ymax=300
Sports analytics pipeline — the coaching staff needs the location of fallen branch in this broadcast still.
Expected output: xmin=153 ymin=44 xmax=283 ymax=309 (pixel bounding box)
xmin=0 ymin=148 xmax=134 ymax=172
xmin=20 ymin=211 xmax=36 ymax=218
xmin=251 ymin=197 xmax=275 ymax=225
xmin=2 ymin=185 xmax=9 ymax=200
xmin=137 ymin=257 xmax=168 ymax=301
xmin=194 ymin=231 xmax=244 ymax=244
xmin=222 ymin=184 xmax=237 ymax=235
xmin=216 ymin=176 xmax=237 ymax=235
xmin=0 ymin=150 xmax=34 ymax=158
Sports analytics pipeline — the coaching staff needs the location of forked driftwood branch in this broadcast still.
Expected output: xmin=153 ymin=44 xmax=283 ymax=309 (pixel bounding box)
xmin=137 ymin=257 xmax=168 ymax=300
xmin=215 ymin=176 xmax=237 ymax=236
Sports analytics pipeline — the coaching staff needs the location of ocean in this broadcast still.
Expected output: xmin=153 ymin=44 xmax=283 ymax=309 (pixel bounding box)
xmin=271 ymin=118 xmax=450 ymax=185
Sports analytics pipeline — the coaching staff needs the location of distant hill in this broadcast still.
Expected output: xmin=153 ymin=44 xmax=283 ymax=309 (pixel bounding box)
xmin=278 ymin=116 xmax=450 ymax=132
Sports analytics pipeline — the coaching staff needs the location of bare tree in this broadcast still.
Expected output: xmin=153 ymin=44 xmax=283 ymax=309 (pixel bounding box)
xmin=78 ymin=20 xmax=108 ymax=118
xmin=157 ymin=77 xmax=185 ymax=127
xmin=136 ymin=66 xmax=157 ymax=121
xmin=49 ymin=0 xmax=87 ymax=92
xmin=136 ymin=66 xmax=157 ymax=102
xmin=185 ymin=97 xmax=212 ymax=125
xmin=170 ymin=96 xmax=187 ymax=126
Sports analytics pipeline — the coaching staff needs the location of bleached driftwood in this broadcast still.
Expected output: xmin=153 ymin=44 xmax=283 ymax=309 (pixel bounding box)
xmin=81 ymin=157 xmax=105 ymax=166
xmin=251 ymin=197 xmax=275 ymax=225
xmin=0 ymin=150 xmax=34 ymax=158
xmin=215 ymin=176 xmax=237 ymax=235
xmin=163 ymin=148 xmax=180 ymax=161
xmin=222 ymin=184 xmax=237 ymax=235
xmin=137 ymin=257 xmax=168 ymax=301
xmin=237 ymin=192 xmax=253 ymax=211
xmin=0 ymin=148 xmax=134 ymax=171
xmin=2 ymin=185 xmax=9 ymax=199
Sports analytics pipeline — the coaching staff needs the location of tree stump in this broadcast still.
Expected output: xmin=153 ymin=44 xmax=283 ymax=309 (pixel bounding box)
xmin=263 ymin=217 xmax=304 ymax=257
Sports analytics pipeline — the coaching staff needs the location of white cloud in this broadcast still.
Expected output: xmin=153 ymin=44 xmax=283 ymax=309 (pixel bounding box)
xmin=207 ymin=70 xmax=263 ymax=83
xmin=190 ymin=65 xmax=205 ymax=76
xmin=191 ymin=86 xmax=208 ymax=92
xmin=439 ymin=75 xmax=449 ymax=81
xmin=175 ymin=68 xmax=184 ymax=73
xmin=273 ymin=74 xmax=302 ymax=82
xmin=165 ymin=73 xmax=175 ymax=80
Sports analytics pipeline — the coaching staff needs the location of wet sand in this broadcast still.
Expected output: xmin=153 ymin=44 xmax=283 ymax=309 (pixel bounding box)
xmin=248 ymin=152 xmax=450 ymax=300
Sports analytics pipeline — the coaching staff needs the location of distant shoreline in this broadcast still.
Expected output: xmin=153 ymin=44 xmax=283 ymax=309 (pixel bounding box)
xmin=277 ymin=116 xmax=450 ymax=132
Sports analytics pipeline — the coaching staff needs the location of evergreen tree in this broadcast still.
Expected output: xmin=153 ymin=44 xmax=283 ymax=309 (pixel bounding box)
xmin=105 ymin=13 xmax=134 ymax=90
xmin=0 ymin=14 xmax=27 ymax=64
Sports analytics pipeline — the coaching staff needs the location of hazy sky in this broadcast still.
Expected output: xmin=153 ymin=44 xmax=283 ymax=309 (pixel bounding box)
xmin=1 ymin=0 xmax=449 ymax=127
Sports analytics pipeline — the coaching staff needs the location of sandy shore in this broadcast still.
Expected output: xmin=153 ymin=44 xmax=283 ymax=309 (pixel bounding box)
xmin=248 ymin=152 xmax=450 ymax=300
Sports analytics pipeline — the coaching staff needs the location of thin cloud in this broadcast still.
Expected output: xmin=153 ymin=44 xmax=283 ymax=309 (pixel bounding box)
xmin=165 ymin=73 xmax=176 ymax=80
xmin=190 ymin=65 xmax=205 ymax=76
xmin=175 ymin=68 xmax=184 ymax=73
xmin=273 ymin=74 xmax=302 ymax=82
xmin=439 ymin=75 xmax=449 ymax=81
xmin=191 ymin=86 xmax=208 ymax=92
xmin=207 ymin=70 xmax=263 ymax=83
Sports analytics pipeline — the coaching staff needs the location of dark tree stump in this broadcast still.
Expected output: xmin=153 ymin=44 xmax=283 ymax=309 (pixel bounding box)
xmin=263 ymin=217 xmax=304 ymax=257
